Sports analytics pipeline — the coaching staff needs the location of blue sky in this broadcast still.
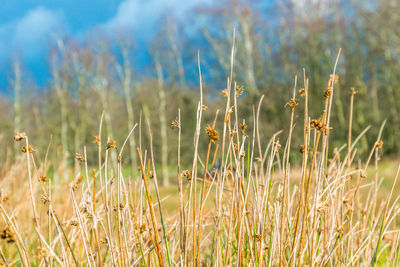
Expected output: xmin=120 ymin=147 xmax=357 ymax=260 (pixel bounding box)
xmin=0 ymin=0 xmax=210 ymax=89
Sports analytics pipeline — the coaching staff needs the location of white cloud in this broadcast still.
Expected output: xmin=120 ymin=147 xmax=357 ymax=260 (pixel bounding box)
xmin=103 ymin=0 xmax=142 ymax=31
xmin=14 ymin=8 xmax=62 ymax=47
xmin=0 ymin=7 xmax=64 ymax=61
xmin=101 ymin=0 xmax=210 ymax=36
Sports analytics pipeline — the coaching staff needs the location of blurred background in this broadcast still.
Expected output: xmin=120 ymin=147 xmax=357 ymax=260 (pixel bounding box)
xmin=0 ymin=0 xmax=399 ymax=183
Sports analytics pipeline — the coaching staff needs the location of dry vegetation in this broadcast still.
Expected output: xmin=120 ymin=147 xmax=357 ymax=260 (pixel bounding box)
xmin=0 ymin=39 xmax=399 ymax=267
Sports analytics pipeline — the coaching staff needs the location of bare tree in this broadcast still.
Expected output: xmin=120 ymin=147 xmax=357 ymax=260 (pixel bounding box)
xmin=155 ymin=57 xmax=169 ymax=186
xmin=166 ymin=16 xmax=186 ymax=89
xmin=51 ymin=40 xmax=70 ymax=167
xmin=12 ymin=61 xmax=22 ymax=161
xmin=117 ymin=45 xmax=137 ymax=174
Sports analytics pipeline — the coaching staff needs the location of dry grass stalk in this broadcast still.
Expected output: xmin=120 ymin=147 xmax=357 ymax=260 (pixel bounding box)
xmin=1 ymin=45 xmax=400 ymax=267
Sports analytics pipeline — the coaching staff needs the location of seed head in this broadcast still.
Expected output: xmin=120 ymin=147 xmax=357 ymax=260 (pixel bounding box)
xmin=14 ymin=132 xmax=27 ymax=141
xmin=41 ymin=194 xmax=50 ymax=204
xmin=170 ymin=118 xmax=180 ymax=129
xmin=182 ymin=170 xmax=192 ymax=181
xmin=310 ymin=118 xmax=325 ymax=131
xmin=235 ymin=85 xmax=244 ymax=96
xmin=324 ymin=75 xmax=339 ymax=99
xmin=93 ymin=136 xmax=100 ymax=144
xmin=240 ymin=122 xmax=247 ymax=135
xmin=221 ymin=89 xmax=229 ymax=97
xmin=69 ymin=219 xmax=79 ymax=226
xmin=254 ymin=234 xmax=262 ymax=242
xmin=288 ymin=98 xmax=298 ymax=110
xmin=0 ymin=228 xmax=15 ymax=243
xmin=71 ymin=175 xmax=84 ymax=191
xmin=316 ymin=200 xmax=329 ymax=213
xmin=21 ymin=145 xmax=37 ymax=153
xmin=299 ymin=88 xmax=306 ymax=96
xmin=299 ymin=145 xmax=309 ymax=154
xmin=0 ymin=191 xmax=9 ymax=203
xmin=361 ymin=209 xmax=367 ymax=217
xmin=330 ymin=74 xmax=339 ymax=84
xmin=107 ymin=140 xmax=117 ymax=150
xmin=360 ymin=170 xmax=367 ymax=179
xmin=39 ymin=175 xmax=48 ymax=182
xmin=113 ymin=203 xmax=125 ymax=211
xmin=206 ymin=125 xmax=219 ymax=143
xmin=273 ymin=140 xmax=281 ymax=153
xmin=75 ymin=153 xmax=85 ymax=162
xmin=376 ymin=140 xmax=384 ymax=149
xmin=324 ymin=88 xmax=332 ymax=99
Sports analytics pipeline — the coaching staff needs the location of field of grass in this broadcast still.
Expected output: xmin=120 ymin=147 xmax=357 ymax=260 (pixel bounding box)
xmin=1 ymin=51 xmax=400 ymax=266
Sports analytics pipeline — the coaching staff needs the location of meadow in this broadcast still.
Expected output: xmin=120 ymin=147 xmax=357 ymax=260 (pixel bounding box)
xmin=1 ymin=42 xmax=400 ymax=266
xmin=1 ymin=1 xmax=400 ymax=266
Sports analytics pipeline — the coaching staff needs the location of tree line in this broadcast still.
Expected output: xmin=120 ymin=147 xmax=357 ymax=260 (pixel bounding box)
xmin=1 ymin=0 xmax=399 ymax=184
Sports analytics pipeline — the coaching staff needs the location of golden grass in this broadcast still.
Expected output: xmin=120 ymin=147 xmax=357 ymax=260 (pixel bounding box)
xmin=0 ymin=48 xmax=400 ymax=266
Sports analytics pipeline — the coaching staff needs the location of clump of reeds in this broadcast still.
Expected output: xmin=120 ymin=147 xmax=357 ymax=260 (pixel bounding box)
xmin=0 ymin=46 xmax=399 ymax=267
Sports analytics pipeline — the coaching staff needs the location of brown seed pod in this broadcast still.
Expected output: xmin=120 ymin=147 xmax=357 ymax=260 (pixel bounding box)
xmin=41 ymin=194 xmax=50 ymax=204
xmin=273 ymin=140 xmax=281 ymax=152
xmin=254 ymin=234 xmax=262 ymax=242
xmin=324 ymin=88 xmax=332 ymax=99
xmin=69 ymin=219 xmax=79 ymax=226
xmin=376 ymin=140 xmax=384 ymax=148
xmin=0 ymin=191 xmax=9 ymax=203
xmin=93 ymin=136 xmax=100 ymax=144
xmin=170 ymin=119 xmax=180 ymax=129
xmin=221 ymin=89 xmax=229 ymax=97
xmin=316 ymin=200 xmax=329 ymax=213
xmin=21 ymin=145 xmax=37 ymax=153
xmin=182 ymin=170 xmax=192 ymax=181
xmin=100 ymin=238 xmax=108 ymax=245
xmin=71 ymin=175 xmax=84 ymax=191
xmin=288 ymin=98 xmax=298 ymax=109
xmin=14 ymin=132 xmax=27 ymax=141
xmin=75 ymin=153 xmax=85 ymax=162
xmin=106 ymin=140 xmax=117 ymax=150
xmin=235 ymin=85 xmax=244 ymax=96
xmin=0 ymin=228 xmax=15 ymax=243
xmin=39 ymin=175 xmax=48 ymax=182
xmin=240 ymin=122 xmax=247 ymax=135
xmin=206 ymin=125 xmax=219 ymax=143
xmin=330 ymin=74 xmax=339 ymax=84
xmin=310 ymin=118 xmax=325 ymax=131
